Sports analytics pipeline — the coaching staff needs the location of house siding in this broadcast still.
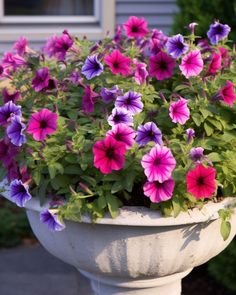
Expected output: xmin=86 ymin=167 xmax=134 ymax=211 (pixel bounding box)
xmin=116 ymin=0 xmax=178 ymax=33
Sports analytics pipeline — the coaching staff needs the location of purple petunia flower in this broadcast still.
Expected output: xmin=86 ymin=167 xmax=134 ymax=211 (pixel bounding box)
xmin=108 ymin=107 xmax=133 ymax=126
xmin=166 ymin=34 xmax=189 ymax=59
xmin=40 ymin=209 xmax=65 ymax=231
xmin=207 ymin=22 xmax=231 ymax=45
xmin=69 ymin=69 xmax=83 ymax=84
xmin=1 ymin=52 xmax=26 ymax=71
xmin=0 ymin=101 xmax=21 ymax=126
xmin=115 ymin=91 xmax=143 ymax=115
xmin=136 ymin=122 xmax=162 ymax=146
xmin=0 ymin=138 xmax=18 ymax=167
xmin=81 ymin=55 xmax=104 ymax=80
xmin=2 ymin=88 xmax=21 ymax=103
xmin=189 ymin=147 xmax=206 ymax=164
xmin=186 ymin=128 xmax=195 ymax=144
xmin=10 ymin=179 xmax=32 ymax=207
xmin=7 ymin=116 xmax=26 ymax=146
xmin=100 ymin=85 xmax=122 ymax=104
xmin=32 ymin=67 xmax=51 ymax=92
xmin=82 ymin=85 xmax=99 ymax=114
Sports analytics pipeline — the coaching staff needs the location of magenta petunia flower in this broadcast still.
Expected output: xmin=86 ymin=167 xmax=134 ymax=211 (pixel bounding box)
xmin=1 ymin=52 xmax=26 ymax=71
xmin=143 ymin=178 xmax=175 ymax=203
xmin=93 ymin=136 xmax=126 ymax=174
xmin=10 ymin=179 xmax=32 ymax=207
xmin=82 ymin=85 xmax=99 ymax=114
xmin=123 ymin=16 xmax=148 ymax=38
xmin=186 ymin=164 xmax=216 ymax=199
xmin=13 ymin=36 xmax=29 ymax=56
xmin=40 ymin=209 xmax=65 ymax=231
xmin=141 ymin=145 xmax=176 ymax=183
xmin=100 ymin=85 xmax=122 ymax=104
xmin=81 ymin=55 xmax=104 ymax=80
xmin=207 ymin=22 xmax=231 ymax=45
xmin=133 ymin=59 xmax=148 ymax=85
xmin=219 ymin=81 xmax=236 ymax=107
xmin=169 ymin=98 xmax=190 ymax=125
xmin=106 ymin=123 xmax=135 ymax=149
xmin=32 ymin=67 xmax=51 ymax=92
xmin=136 ymin=122 xmax=162 ymax=146
xmin=0 ymin=138 xmax=18 ymax=167
xmin=115 ymin=91 xmax=143 ymax=115
xmin=179 ymin=50 xmax=203 ymax=79
xmin=149 ymin=51 xmax=175 ymax=80
xmin=7 ymin=160 xmax=20 ymax=181
xmin=0 ymin=101 xmax=21 ymax=126
xmin=27 ymin=108 xmax=58 ymax=141
xmin=208 ymin=52 xmax=222 ymax=74
xmin=165 ymin=34 xmax=189 ymax=59
xmin=7 ymin=116 xmax=26 ymax=147
xmin=104 ymin=49 xmax=131 ymax=76
xmin=2 ymin=88 xmax=21 ymax=104
xmin=108 ymin=107 xmax=133 ymax=127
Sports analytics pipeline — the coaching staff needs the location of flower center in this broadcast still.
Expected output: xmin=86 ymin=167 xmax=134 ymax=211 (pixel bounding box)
xmin=176 ymin=41 xmax=184 ymax=50
xmin=106 ymin=148 xmax=114 ymax=158
xmin=40 ymin=121 xmax=48 ymax=129
xmin=215 ymin=26 xmax=223 ymax=34
xmin=197 ymin=177 xmax=205 ymax=185
xmin=154 ymin=158 xmax=161 ymax=166
xmin=158 ymin=61 xmax=167 ymax=70
xmin=131 ymin=26 xmax=139 ymax=33
xmin=113 ymin=62 xmax=119 ymax=69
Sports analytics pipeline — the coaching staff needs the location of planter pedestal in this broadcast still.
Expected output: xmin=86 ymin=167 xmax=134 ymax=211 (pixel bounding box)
xmin=81 ymin=269 xmax=192 ymax=295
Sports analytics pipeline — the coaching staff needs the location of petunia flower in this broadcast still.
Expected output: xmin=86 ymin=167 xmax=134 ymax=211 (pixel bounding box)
xmin=40 ymin=209 xmax=65 ymax=231
xmin=123 ymin=16 xmax=148 ymax=38
xmin=81 ymin=55 xmax=104 ymax=80
xmin=100 ymin=85 xmax=121 ymax=104
xmin=143 ymin=178 xmax=175 ymax=203
xmin=0 ymin=101 xmax=21 ymax=126
xmin=104 ymin=49 xmax=131 ymax=76
xmin=13 ymin=36 xmax=30 ymax=56
xmin=141 ymin=145 xmax=176 ymax=183
xmin=169 ymin=98 xmax=190 ymax=125
xmin=190 ymin=147 xmax=205 ymax=163
xmin=10 ymin=179 xmax=32 ymax=207
xmin=7 ymin=160 xmax=20 ymax=181
xmin=186 ymin=164 xmax=216 ymax=199
xmin=219 ymin=81 xmax=236 ymax=107
xmin=106 ymin=123 xmax=135 ymax=149
xmin=93 ymin=136 xmax=126 ymax=174
xmin=1 ymin=52 xmax=26 ymax=71
xmin=149 ymin=51 xmax=175 ymax=80
xmin=133 ymin=59 xmax=148 ymax=85
xmin=27 ymin=108 xmax=58 ymax=141
xmin=0 ymin=138 xmax=18 ymax=167
xmin=208 ymin=52 xmax=222 ymax=74
xmin=115 ymin=91 xmax=143 ymax=115
xmin=108 ymin=107 xmax=133 ymax=127
xmin=82 ymin=85 xmax=99 ymax=114
xmin=32 ymin=67 xmax=51 ymax=92
xmin=207 ymin=22 xmax=231 ymax=45
xmin=179 ymin=50 xmax=203 ymax=79
xmin=136 ymin=122 xmax=162 ymax=146
xmin=166 ymin=34 xmax=189 ymax=59
xmin=7 ymin=116 xmax=26 ymax=146
xmin=186 ymin=128 xmax=195 ymax=144
xmin=2 ymin=88 xmax=21 ymax=104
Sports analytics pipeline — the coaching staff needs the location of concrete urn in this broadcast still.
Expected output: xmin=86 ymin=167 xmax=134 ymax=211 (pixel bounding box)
xmin=2 ymin=186 xmax=236 ymax=295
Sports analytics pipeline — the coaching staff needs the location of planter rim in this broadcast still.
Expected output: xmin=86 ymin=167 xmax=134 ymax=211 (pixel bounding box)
xmin=1 ymin=179 xmax=235 ymax=226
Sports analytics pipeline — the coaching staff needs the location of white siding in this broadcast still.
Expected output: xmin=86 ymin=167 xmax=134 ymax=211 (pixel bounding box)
xmin=116 ymin=0 xmax=178 ymax=33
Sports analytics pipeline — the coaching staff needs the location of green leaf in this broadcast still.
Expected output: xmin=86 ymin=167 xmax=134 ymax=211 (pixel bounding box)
xmin=111 ymin=182 xmax=123 ymax=194
xmin=192 ymin=113 xmax=204 ymax=126
xmin=220 ymin=220 xmax=231 ymax=241
xmin=204 ymin=122 xmax=214 ymax=136
xmin=207 ymin=152 xmax=222 ymax=162
xmin=106 ymin=195 xmax=120 ymax=218
xmin=97 ymin=196 xmax=107 ymax=210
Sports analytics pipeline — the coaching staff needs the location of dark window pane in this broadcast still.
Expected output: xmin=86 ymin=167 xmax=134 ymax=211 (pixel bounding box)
xmin=4 ymin=0 xmax=94 ymax=16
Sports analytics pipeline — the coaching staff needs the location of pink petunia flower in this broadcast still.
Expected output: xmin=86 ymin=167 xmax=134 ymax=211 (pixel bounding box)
xmin=186 ymin=164 xmax=216 ymax=199
xmin=169 ymin=98 xmax=190 ymax=125
xmin=149 ymin=51 xmax=175 ymax=80
xmin=133 ymin=58 xmax=148 ymax=85
xmin=13 ymin=36 xmax=30 ymax=56
xmin=143 ymin=178 xmax=175 ymax=203
xmin=123 ymin=16 xmax=148 ymax=38
xmin=27 ymin=108 xmax=58 ymax=141
xmin=104 ymin=49 xmax=131 ymax=76
xmin=208 ymin=51 xmax=222 ymax=74
xmin=141 ymin=145 xmax=176 ymax=183
xmin=219 ymin=80 xmax=236 ymax=107
xmin=179 ymin=50 xmax=203 ymax=79
xmin=106 ymin=123 xmax=135 ymax=149
xmin=93 ymin=136 xmax=126 ymax=174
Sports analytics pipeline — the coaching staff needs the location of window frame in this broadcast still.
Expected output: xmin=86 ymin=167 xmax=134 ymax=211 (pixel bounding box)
xmin=0 ymin=0 xmax=115 ymax=41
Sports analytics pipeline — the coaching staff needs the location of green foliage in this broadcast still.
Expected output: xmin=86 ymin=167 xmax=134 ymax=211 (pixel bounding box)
xmin=208 ymin=239 xmax=236 ymax=291
xmin=172 ymin=0 xmax=236 ymax=41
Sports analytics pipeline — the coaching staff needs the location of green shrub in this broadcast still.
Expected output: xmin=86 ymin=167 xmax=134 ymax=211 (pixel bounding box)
xmin=172 ymin=0 xmax=236 ymax=41
xmin=0 ymin=201 xmax=33 ymax=247
xmin=208 ymin=239 xmax=236 ymax=291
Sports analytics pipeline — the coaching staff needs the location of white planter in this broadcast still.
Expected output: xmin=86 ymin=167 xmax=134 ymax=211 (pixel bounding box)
xmin=1 ymin=184 xmax=236 ymax=295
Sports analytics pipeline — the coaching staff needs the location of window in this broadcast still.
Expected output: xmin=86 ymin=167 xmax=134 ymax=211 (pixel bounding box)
xmin=0 ymin=0 xmax=115 ymax=41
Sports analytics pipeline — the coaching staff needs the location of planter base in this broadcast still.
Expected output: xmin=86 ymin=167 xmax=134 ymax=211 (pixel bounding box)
xmin=80 ymin=269 xmax=192 ymax=295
